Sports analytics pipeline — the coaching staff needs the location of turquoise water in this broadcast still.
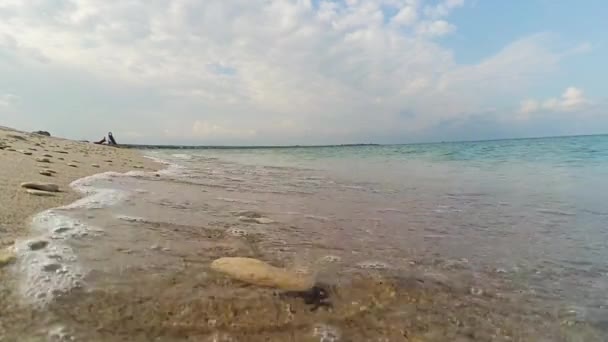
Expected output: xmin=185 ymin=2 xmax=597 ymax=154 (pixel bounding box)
xmin=156 ymin=134 xmax=608 ymax=322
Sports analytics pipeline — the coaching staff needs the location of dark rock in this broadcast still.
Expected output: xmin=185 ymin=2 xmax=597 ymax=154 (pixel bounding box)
xmin=33 ymin=131 xmax=51 ymax=137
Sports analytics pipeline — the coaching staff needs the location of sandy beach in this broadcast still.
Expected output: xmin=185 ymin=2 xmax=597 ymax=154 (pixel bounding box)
xmin=0 ymin=126 xmax=158 ymax=245
xmin=0 ymin=126 xmax=158 ymax=338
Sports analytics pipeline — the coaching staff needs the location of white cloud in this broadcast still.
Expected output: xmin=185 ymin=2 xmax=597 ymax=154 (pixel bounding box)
xmin=0 ymin=1 xmax=588 ymax=143
xmin=519 ymin=87 xmax=589 ymax=117
xmin=391 ymin=6 xmax=418 ymax=26
xmin=424 ymin=0 xmax=464 ymax=18
xmin=415 ymin=20 xmax=456 ymax=36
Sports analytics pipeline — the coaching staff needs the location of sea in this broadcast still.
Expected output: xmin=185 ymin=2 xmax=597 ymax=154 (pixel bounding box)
xmin=9 ymin=135 xmax=608 ymax=341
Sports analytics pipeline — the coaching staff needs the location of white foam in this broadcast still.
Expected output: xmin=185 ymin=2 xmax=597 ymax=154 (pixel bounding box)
xmin=171 ymin=153 xmax=192 ymax=160
xmin=14 ymin=212 xmax=87 ymax=307
xmin=116 ymin=215 xmax=147 ymax=223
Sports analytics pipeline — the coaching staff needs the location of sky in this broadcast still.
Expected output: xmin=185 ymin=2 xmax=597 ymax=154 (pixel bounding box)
xmin=0 ymin=0 xmax=607 ymax=145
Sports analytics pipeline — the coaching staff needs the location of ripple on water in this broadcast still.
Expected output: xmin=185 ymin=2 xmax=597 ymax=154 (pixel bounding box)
xmin=356 ymin=261 xmax=390 ymax=270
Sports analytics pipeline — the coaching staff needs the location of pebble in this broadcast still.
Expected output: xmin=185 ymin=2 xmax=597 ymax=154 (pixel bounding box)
xmin=210 ymin=257 xmax=314 ymax=291
xmin=27 ymin=240 xmax=49 ymax=250
xmin=43 ymin=263 xmax=62 ymax=272
xmin=91 ymin=164 xmax=100 ymax=168
xmin=36 ymin=157 xmax=51 ymax=163
xmin=67 ymin=163 xmax=78 ymax=167
xmin=42 ymin=154 xmax=53 ymax=158
xmin=133 ymin=165 xmax=144 ymax=169
xmin=43 ymin=169 xmax=57 ymax=174
xmin=0 ymin=249 xmax=16 ymax=267
xmin=58 ymin=157 xmax=64 ymax=160
xmin=21 ymin=182 xmax=59 ymax=192
xmin=22 ymin=151 xmax=33 ymax=155
xmin=227 ymin=228 xmax=248 ymax=237
xmin=39 ymin=171 xmax=53 ymax=177
xmin=26 ymin=189 xmax=57 ymax=197
xmin=6 ymin=148 xmax=16 ymax=152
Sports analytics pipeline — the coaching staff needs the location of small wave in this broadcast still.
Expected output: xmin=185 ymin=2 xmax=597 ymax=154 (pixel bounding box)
xmin=14 ymin=212 xmax=91 ymax=306
xmin=171 ymin=153 xmax=192 ymax=160
xmin=536 ymin=208 xmax=576 ymax=216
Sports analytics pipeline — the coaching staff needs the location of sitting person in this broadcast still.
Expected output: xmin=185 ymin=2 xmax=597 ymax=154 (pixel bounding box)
xmin=93 ymin=132 xmax=118 ymax=145
xmin=108 ymin=132 xmax=117 ymax=145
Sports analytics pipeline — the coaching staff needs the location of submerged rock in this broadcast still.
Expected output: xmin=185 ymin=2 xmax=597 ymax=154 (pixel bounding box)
xmin=21 ymin=182 xmax=59 ymax=192
xmin=28 ymin=240 xmax=49 ymax=250
xmin=210 ymin=257 xmax=314 ymax=291
xmin=0 ymin=249 xmax=16 ymax=267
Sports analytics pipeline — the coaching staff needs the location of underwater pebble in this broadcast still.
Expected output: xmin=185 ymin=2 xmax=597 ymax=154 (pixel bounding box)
xmin=227 ymin=227 xmax=248 ymax=237
xmin=313 ymin=324 xmax=341 ymax=342
xmin=0 ymin=250 xmax=16 ymax=267
xmin=211 ymin=257 xmax=314 ymax=291
xmin=27 ymin=240 xmax=49 ymax=250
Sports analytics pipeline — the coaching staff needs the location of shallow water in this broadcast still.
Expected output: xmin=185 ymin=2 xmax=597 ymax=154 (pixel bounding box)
xmin=6 ymin=135 xmax=608 ymax=341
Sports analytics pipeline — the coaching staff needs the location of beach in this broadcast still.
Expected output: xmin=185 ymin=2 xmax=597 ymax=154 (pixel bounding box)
xmin=0 ymin=126 xmax=158 ymax=339
xmin=0 ymin=129 xmax=606 ymax=341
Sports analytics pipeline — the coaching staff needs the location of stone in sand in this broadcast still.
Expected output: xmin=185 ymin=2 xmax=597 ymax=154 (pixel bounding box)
xmin=26 ymin=189 xmax=57 ymax=197
xmin=5 ymin=148 xmax=16 ymax=152
xmin=67 ymin=163 xmax=78 ymax=168
xmin=0 ymin=249 xmax=16 ymax=267
xmin=91 ymin=164 xmax=100 ymax=168
xmin=21 ymin=182 xmax=59 ymax=192
xmin=42 ymin=154 xmax=53 ymax=158
xmin=210 ymin=257 xmax=314 ymax=291
xmin=22 ymin=151 xmax=33 ymax=155
xmin=36 ymin=157 xmax=51 ymax=163
xmin=27 ymin=240 xmax=49 ymax=251
xmin=43 ymin=169 xmax=57 ymax=174
xmin=39 ymin=171 xmax=53 ymax=177
xmin=133 ymin=165 xmax=144 ymax=169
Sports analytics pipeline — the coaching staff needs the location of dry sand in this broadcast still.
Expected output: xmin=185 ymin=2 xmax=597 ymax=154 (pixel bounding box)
xmin=0 ymin=126 xmax=158 ymax=247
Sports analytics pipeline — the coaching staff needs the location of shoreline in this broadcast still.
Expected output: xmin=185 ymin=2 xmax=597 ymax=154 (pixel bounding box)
xmin=0 ymin=127 xmax=160 ymax=246
xmin=0 ymin=126 xmax=160 ymax=337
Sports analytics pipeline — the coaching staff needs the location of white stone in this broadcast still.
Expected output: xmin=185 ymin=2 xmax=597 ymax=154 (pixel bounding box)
xmin=210 ymin=257 xmax=314 ymax=291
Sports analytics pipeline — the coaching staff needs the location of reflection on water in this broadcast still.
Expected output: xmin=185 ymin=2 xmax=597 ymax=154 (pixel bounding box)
xmin=6 ymin=136 xmax=608 ymax=341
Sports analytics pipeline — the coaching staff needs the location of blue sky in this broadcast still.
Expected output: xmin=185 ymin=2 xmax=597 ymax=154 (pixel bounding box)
xmin=0 ymin=0 xmax=606 ymax=145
